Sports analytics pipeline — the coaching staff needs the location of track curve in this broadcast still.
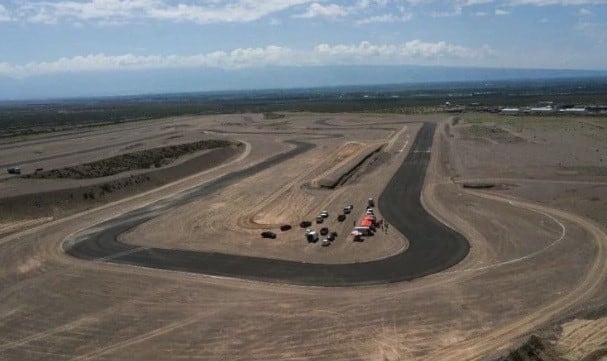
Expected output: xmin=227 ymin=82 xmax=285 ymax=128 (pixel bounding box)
xmin=64 ymin=123 xmax=470 ymax=286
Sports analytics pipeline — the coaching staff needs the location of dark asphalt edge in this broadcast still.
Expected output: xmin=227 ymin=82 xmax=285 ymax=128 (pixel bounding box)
xmin=64 ymin=123 xmax=470 ymax=286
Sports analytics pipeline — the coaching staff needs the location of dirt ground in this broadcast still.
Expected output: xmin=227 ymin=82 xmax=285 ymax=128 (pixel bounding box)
xmin=1 ymin=112 xmax=606 ymax=360
xmin=120 ymin=119 xmax=416 ymax=264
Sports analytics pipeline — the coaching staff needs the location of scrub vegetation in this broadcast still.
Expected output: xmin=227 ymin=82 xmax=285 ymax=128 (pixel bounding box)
xmin=25 ymin=139 xmax=234 ymax=179
xmin=1 ymin=78 xmax=606 ymax=138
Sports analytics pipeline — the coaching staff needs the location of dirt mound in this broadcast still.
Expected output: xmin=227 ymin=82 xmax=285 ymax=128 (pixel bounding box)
xmin=314 ymin=144 xmax=384 ymax=189
xmin=462 ymin=182 xmax=495 ymax=189
xmin=26 ymin=139 xmax=233 ymax=179
xmin=0 ymin=144 xmax=243 ymax=221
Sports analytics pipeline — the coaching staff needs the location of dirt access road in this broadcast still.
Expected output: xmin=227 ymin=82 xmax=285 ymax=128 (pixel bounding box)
xmin=0 ymin=113 xmax=606 ymax=360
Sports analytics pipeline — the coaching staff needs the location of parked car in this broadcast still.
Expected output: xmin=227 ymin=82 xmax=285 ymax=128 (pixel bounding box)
xmin=320 ymin=210 xmax=329 ymax=218
xmin=280 ymin=224 xmax=292 ymax=231
xmin=337 ymin=214 xmax=346 ymax=222
xmin=316 ymin=216 xmax=324 ymax=224
xmin=300 ymin=221 xmax=312 ymax=228
xmin=306 ymin=229 xmax=319 ymax=243
xmin=321 ymin=239 xmax=331 ymax=247
xmin=261 ymin=231 xmax=277 ymax=239
xmin=7 ymin=166 xmax=21 ymax=175
xmin=327 ymin=232 xmax=337 ymax=241
xmin=320 ymin=227 xmax=329 ymax=236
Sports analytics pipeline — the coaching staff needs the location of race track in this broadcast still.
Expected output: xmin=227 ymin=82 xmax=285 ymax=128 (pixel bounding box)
xmin=65 ymin=123 xmax=470 ymax=286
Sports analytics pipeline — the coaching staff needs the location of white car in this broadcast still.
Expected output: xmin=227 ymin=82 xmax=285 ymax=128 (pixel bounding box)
xmin=320 ymin=211 xmax=329 ymax=218
xmin=306 ymin=230 xmax=319 ymax=243
xmin=321 ymin=239 xmax=331 ymax=247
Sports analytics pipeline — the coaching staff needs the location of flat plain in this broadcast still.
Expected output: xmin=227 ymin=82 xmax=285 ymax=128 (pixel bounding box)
xmin=0 ymin=112 xmax=606 ymax=360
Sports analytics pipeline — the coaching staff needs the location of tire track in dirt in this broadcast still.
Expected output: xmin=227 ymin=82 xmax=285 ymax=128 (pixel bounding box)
xmin=0 ymin=131 xmax=182 ymax=168
xmin=421 ymin=121 xmax=607 ymax=360
xmin=428 ymin=192 xmax=607 ymax=361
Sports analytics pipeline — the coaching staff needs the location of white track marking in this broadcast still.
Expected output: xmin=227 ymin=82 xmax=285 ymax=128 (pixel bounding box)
xmin=94 ymin=247 xmax=149 ymax=263
xmin=456 ymin=177 xmax=607 ymax=186
xmin=442 ymin=206 xmax=566 ymax=275
xmin=398 ymin=139 xmax=409 ymax=153
xmin=385 ymin=125 xmax=407 ymax=152
xmin=1 ymin=140 xmax=252 ymax=247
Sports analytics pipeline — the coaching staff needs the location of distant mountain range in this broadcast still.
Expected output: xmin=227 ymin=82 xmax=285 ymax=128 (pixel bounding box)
xmin=1 ymin=65 xmax=606 ymax=101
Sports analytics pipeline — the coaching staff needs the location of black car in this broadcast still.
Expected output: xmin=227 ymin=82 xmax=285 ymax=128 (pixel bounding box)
xmin=320 ymin=227 xmax=329 ymax=236
xmin=300 ymin=221 xmax=312 ymax=228
xmin=261 ymin=231 xmax=277 ymax=239
xmin=327 ymin=232 xmax=337 ymax=241
xmin=280 ymin=224 xmax=292 ymax=231
xmin=337 ymin=214 xmax=346 ymax=222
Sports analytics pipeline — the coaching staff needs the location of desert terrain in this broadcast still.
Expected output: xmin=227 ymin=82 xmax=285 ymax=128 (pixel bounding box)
xmin=0 ymin=112 xmax=606 ymax=360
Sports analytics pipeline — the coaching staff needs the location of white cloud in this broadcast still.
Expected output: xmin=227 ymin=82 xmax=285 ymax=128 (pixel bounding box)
xmin=0 ymin=4 xmax=11 ymax=22
xmin=578 ymin=7 xmax=592 ymax=15
xmin=293 ymin=1 xmax=400 ymax=21
xmin=495 ymin=8 xmax=510 ymax=14
xmin=0 ymin=40 xmax=491 ymax=78
xmin=507 ymin=0 xmax=606 ymax=5
xmin=356 ymin=13 xmax=412 ymax=24
xmin=18 ymin=0 xmax=316 ymax=25
xmin=313 ymin=40 xmax=490 ymax=62
xmin=6 ymin=0 xmax=606 ymax=25
xmin=575 ymin=21 xmax=607 ymax=43
xmin=430 ymin=7 xmax=463 ymax=17
xmin=294 ymin=3 xmax=347 ymax=18
xmin=474 ymin=11 xmax=488 ymax=15
xmin=407 ymin=0 xmax=606 ymax=13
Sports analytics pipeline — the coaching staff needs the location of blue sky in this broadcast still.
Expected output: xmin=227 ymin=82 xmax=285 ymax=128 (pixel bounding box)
xmin=0 ymin=0 xmax=606 ymax=97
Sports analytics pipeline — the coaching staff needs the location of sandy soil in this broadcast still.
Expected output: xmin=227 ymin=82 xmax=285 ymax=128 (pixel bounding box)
xmin=120 ymin=119 xmax=417 ymax=264
xmin=0 ymin=112 xmax=606 ymax=361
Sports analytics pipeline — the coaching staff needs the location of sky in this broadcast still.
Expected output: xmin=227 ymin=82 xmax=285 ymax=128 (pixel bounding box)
xmin=0 ymin=0 xmax=606 ymax=99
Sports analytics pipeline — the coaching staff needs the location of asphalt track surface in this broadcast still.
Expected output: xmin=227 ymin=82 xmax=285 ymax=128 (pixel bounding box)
xmin=65 ymin=123 xmax=470 ymax=286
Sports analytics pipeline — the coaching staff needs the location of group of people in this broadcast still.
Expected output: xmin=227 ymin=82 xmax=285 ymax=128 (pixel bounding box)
xmin=378 ymin=219 xmax=389 ymax=234
xmin=351 ymin=217 xmax=390 ymax=234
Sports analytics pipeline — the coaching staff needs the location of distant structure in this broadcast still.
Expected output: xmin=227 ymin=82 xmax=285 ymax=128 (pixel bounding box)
xmin=558 ymin=107 xmax=587 ymax=114
xmin=494 ymin=103 xmax=603 ymax=116
xmin=500 ymin=108 xmax=520 ymax=115
xmin=586 ymin=105 xmax=607 ymax=114
xmin=529 ymin=106 xmax=553 ymax=113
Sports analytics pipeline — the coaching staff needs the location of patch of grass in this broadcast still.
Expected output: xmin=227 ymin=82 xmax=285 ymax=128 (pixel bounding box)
xmin=464 ymin=124 xmax=525 ymax=143
xmin=262 ymin=112 xmax=285 ymax=120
